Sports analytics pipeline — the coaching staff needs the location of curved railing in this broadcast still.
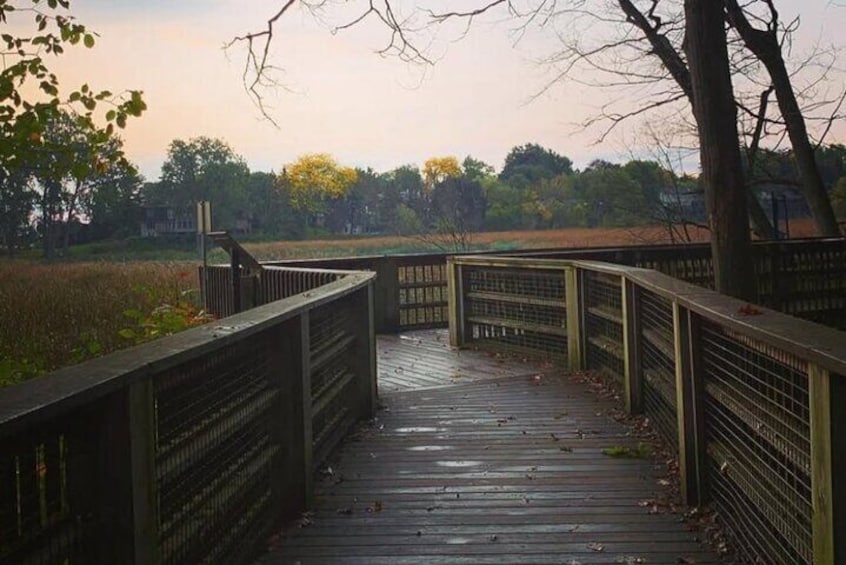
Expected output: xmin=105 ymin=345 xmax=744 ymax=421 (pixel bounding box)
xmin=447 ymin=255 xmax=845 ymax=565
xmin=0 ymin=269 xmax=376 ymax=565
xmin=206 ymin=238 xmax=846 ymax=332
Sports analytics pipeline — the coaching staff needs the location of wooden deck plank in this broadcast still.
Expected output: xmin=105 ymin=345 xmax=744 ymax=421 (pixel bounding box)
xmin=259 ymin=331 xmax=722 ymax=564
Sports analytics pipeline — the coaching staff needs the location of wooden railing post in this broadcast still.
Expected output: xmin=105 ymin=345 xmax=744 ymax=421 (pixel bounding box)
xmin=97 ymin=380 xmax=159 ymax=563
xmin=565 ymin=266 xmax=584 ymax=371
xmin=621 ymin=277 xmax=643 ymax=414
xmin=299 ymin=312 xmax=314 ymax=501
xmin=353 ymin=283 xmax=378 ymax=418
xmin=447 ymin=257 xmax=466 ymax=347
xmin=374 ymin=256 xmax=400 ymax=333
xmin=673 ymin=304 xmax=706 ymax=506
xmin=808 ymin=364 xmax=835 ymax=564
xmin=269 ymin=316 xmax=310 ymax=520
xmin=231 ymin=247 xmax=242 ymax=314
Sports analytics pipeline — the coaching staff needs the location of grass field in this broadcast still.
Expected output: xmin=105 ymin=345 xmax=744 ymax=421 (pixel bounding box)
xmin=0 ymin=261 xmax=203 ymax=385
xmin=0 ymin=221 xmax=823 ymax=386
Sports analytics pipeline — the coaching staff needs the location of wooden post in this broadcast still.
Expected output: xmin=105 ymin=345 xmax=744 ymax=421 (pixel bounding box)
xmin=269 ymin=316 xmax=309 ymax=521
xmin=565 ymin=266 xmax=583 ymax=371
xmin=374 ymin=257 xmax=400 ymax=333
xmin=96 ymin=381 xmax=159 ymax=563
xmin=353 ymin=283 xmax=378 ymax=418
xmin=231 ymin=247 xmax=241 ymax=314
xmin=808 ymin=364 xmax=835 ymax=564
xmin=447 ymin=258 xmax=466 ymax=347
xmin=673 ymin=304 xmax=706 ymax=505
xmin=299 ymin=312 xmax=314 ymax=501
xmin=621 ymin=278 xmax=643 ymax=414
xmin=830 ymin=373 xmax=845 ymax=564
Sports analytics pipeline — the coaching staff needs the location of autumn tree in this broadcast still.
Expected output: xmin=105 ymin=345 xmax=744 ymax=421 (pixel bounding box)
xmin=422 ymin=156 xmax=462 ymax=190
xmin=284 ymin=153 xmax=358 ymax=226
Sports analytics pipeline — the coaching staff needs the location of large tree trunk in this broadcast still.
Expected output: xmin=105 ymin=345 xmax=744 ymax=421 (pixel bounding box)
xmin=617 ymin=0 xmax=776 ymax=240
xmin=685 ymin=0 xmax=756 ymax=300
xmin=724 ymin=0 xmax=841 ymax=236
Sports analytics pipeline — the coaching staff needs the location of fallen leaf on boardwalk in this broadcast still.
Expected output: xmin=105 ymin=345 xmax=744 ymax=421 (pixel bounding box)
xmin=550 ymin=433 xmax=559 ymax=441
xmin=658 ymin=478 xmax=671 ymax=486
xmin=367 ymin=501 xmax=383 ymax=513
xmin=737 ymin=304 xmax=763 ymax=315
xmin=559 ymin=446 xmax=573 ymax=452
xmin=530 ymin=374 xmax=543 ymax=385
xmin=336 ymin=507 xmax=353 ymax=515
xmin=677 ymin=558 xmax=697 ymax=564
xmin=554 ymin=411 xmax=569 ymax=419
xmin=617 ymin=557 xmax=645 ymax=564
xmin=297 ymin=512 xmax=314 ymax=528
xmin=638 ymin=499 xmax=655 ymax=507
xmin=489 ymin=535 xmax=498 ymax=542
xmin=497 ymin=418 xmax=509 ymax=424
xmin=587 ymin=542 xmax=605 ymax=552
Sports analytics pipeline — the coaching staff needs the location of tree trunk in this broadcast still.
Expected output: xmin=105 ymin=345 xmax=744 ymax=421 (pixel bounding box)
xmin=724 ymin=0 xmax=841 ymax=236
xmin=685 ymin=0 xmax=756 ymax=300
xmin=618 ymin=0 xmax=775 ymax=240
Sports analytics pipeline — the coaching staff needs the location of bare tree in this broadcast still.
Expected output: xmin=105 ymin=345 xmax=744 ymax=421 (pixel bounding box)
xmin=724 ymin=0 xmax=841 ymax=236
xmin=232 ymin=1 xmax=843 ymax=296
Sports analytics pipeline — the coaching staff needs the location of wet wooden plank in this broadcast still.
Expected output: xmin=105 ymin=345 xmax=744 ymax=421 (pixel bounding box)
xmin=259 ymin=330 xmax=723 ymax=564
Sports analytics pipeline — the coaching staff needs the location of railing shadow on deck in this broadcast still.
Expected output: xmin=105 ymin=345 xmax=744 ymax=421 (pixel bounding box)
xmin=446 ymin=254 xmax=846 ymax=565
xmin=0 ymin=269 xmax=376 ymax=565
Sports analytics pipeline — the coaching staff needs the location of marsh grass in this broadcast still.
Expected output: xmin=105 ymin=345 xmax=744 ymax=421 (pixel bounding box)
xmin=0 ymin=261 xmax=200 ymax=385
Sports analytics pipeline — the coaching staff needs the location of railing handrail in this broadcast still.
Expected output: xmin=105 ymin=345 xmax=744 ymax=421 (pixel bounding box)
xmin=0 ymin=271 xmax=375 ymax=438
xmin=255 ymin=235 xmax=845 ymax=267
xmin=451 ymin=254 xmax=846 ymax=376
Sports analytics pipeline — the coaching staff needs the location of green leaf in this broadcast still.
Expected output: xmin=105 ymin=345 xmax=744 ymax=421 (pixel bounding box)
xmin=83 ymin=34 xmax=95 ymax=48
xmin=118 ymin=328 xmax=136 ymax=340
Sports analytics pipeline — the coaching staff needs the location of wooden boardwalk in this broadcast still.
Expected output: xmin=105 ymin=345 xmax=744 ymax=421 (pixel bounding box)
xmin=260 ymin=331 xmax=722 ymax=564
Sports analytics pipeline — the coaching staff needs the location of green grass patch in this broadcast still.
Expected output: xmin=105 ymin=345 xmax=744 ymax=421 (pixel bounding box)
xmin=601 ymin=443 xmax=654 ymax=459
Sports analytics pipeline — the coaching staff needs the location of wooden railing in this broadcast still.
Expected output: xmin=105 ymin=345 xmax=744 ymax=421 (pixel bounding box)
xmin=207 ymin=237 xmax=845 ymax=333
xmin=447 ymin=255 xmax=845 ymax=565
xmin=0 ymin=270 xmax=376 ymax=564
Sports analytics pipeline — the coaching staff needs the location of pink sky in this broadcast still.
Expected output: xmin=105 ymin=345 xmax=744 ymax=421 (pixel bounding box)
xmin=41 ymin=1 xmax=846 ymax=179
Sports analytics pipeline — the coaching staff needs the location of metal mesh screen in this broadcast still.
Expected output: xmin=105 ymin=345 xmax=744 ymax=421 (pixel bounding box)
xmin=260 ymin=269 xmax=341 ymax=305
xmin=463 ymin=266 xmax=567 ymax=360
xmin=154 ymin=335 xmax=279 ymax=565
xmin=771 ymin=245 xmax=846 ymax=330
xmin=309 ymin=296 xmax=360 ymax=466
xmin=583 ymin=271 xmax=624 ymax=383
xmin=700 ymin=322 xmax=812 ymax=564
xmin=638 ymin=252 xmax=715 ymax=290
xmin=0 ymin=425 xmax=93 ymax=563
xmin=639 ymin=289 xmax=678 ymax=450
xmin=398 ymin=262 xmax=448 ymax=329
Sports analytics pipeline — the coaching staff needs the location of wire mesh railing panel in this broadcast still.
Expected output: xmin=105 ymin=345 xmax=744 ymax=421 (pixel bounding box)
xmin=202 ymin=266 xmax=235 ymax=318
xmin=309 ymin=295 xmax=360 ymax=466
xmin=398 ymin=262 xmax=448 ymax=329
xmin=700 ymin=321 xmax=812 ymax=564
xmin=775 ymin=245 xmax=846 ymax=329
xmin=463 ymin=266 xmax=567 ymax=360
xmin=584 ymin=271 xmax=624 ymax=383
xmin=154 ymin=334 xmax=279 ymax=565
xmin=639 ymin=289 xmax=678 ymax=450
xmin=0 ymin=421 xmax=95 ymax=564
xmin=260 ymin=269 xmax=342 ymax=305
xmin=638 ymin=252 xmax=715 ymax=290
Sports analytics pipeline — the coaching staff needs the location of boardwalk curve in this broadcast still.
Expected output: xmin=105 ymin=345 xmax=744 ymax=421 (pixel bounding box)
xmin=260 ymin=332 xmax=721 ymax=564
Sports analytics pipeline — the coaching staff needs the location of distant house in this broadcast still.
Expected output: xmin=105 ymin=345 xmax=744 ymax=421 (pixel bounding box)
xmin=140 ymin=206 xmax=196 ymax=237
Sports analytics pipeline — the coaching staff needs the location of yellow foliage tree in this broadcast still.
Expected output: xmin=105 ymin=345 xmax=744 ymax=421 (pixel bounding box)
xmin=283 ymin=153 xmax=358 ymax=214
xmin=422 ymin=156 xmax=462 ymax=190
